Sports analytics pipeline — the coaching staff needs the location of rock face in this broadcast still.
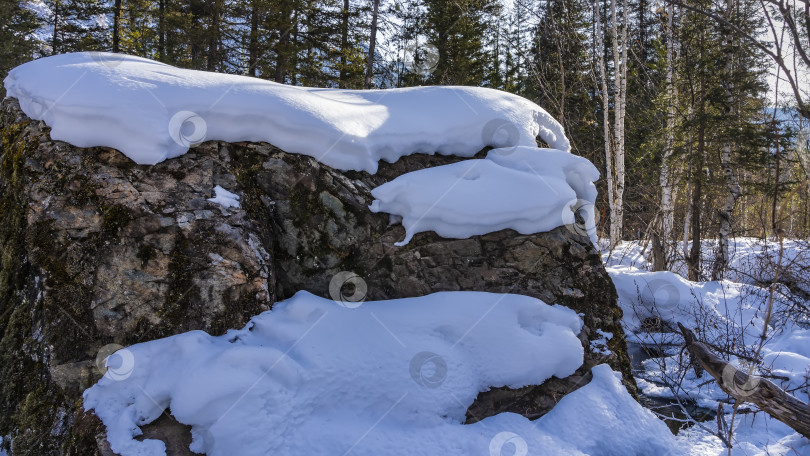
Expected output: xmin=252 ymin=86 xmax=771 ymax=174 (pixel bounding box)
xmin=0 ymin=98 xmax=633 ymax=455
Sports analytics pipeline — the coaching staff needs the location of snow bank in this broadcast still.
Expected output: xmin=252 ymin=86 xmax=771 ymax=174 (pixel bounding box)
xmin=83 ymin=291 xmax=676 ymax=456
xmin=4 ymin=52 xmax=570 ymax=172
xmin=369 ymin=147 xmax=599 ymax=245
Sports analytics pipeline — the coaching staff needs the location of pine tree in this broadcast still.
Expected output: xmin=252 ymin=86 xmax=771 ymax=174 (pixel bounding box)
xmin=423 ymin=0 xmax=500 ymax=85
xmin=0 ymin=0 xmax=40 ymax=98
xmin=526 ymin=0 xmax=597 ymax=156
xmin=48 ymin=0 xmax=109 ymax=54
xmin=671 ymin=0 xmax=769 ymax=279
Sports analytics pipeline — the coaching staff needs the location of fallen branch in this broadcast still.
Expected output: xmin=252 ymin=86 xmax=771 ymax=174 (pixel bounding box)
xmin=678 ymin=322 xmax=810 ymax=439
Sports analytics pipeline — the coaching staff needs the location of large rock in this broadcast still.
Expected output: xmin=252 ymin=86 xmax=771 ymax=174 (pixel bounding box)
xmin=0 ymin=98 xmax=634 ymax=455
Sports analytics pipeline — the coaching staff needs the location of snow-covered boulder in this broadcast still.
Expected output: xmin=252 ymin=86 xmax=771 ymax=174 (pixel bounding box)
xmin=0 ymin=73 xmax=631 ymax=454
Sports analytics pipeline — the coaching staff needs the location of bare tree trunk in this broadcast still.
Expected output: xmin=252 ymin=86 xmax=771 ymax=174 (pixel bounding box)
xmin=339 ymin=0 xmax=350 ymax=86
xmin=290 ymin=10 xmax=299 ymax=85
xmin=207 ymin=0 xmax=223 ymax=71
xmin=714 ymin=147 xmax=742 ymax=280
xmin=113 ymin=0 xmax=122 ymax=53
xmin=682 ymin=101 xmax=695 ymax=261
xmin=688 ymin=122 xmax=705 ymax=282
xmin=158 ymin=0 xmax=166 ymax=60
xmin=248 ymin=1 xmax=260 ymax=76
xmin=364 ymin=0 xmax=379 ymax=88
xmin=52 ymin=0 xmax=60 ymax=54
xmin=275 ymin=6 xmax=292 ymax=83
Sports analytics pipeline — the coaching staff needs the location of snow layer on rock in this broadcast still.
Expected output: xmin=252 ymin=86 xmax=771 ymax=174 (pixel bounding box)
xmin=82 ymin=291 xmax=676 ymax=456
xmin=4 ymin=52 xmax=570 ymax=171
xmin=369 ymin=146 xmax=599 ymax=245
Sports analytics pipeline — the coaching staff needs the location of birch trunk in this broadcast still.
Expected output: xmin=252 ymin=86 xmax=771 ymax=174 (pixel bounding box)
xmin=712 ymin=0 xmax=742 ymax=281
xmin=595 ymin=0 xmax=615 ymax=247
xmin=683 ymin=102 xmax=695 ymax=260
xmin=660 ymin=1 xmax=677 ymax=250
xmin=607 ymin=0 xmax=627 ymax=247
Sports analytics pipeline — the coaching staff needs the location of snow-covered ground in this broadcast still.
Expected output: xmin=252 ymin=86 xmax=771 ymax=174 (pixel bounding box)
xmin=605 ymin=238 xmax=810 ymax=455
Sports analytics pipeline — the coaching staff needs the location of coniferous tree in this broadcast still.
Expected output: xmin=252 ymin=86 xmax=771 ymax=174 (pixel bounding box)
xmin=0 ymin=0 xmax=40 ymax=97
xmin=526 ymin=0 xmax=597 ymax=156
xmin=423 ymin=0 xmax=500 ymax=85
xmin=47 ymin=0 xmax=109 ymax=54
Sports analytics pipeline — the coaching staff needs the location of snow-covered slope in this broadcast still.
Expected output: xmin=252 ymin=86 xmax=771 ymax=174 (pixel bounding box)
xmin=84 ymin=291 xmax=677 ymax=456
xmin=4 ymin=52 xmax=569 ymax=172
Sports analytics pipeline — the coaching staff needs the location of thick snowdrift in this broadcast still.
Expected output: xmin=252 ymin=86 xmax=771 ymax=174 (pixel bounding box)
xmin=83 ymin=291 xmax=676 ymax=456
xmin=369 ymin=147 xmax=600 ymax=245
xmin=4 ymin=52 xmax=570 ymax=172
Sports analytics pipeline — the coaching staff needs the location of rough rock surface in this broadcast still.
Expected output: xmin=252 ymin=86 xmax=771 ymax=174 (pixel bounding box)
xmin=0 ymin=98 xmax=633 ymax=455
